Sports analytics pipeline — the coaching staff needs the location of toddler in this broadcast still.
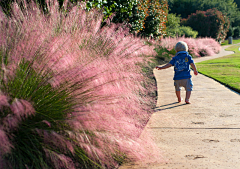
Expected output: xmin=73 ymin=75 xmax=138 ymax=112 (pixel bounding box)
xmin=156 ymin=41 xmax=198 ymax=104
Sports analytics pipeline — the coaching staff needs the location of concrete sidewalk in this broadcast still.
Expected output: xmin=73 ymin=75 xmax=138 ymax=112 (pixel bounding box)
xmin=120 ymin=45 xmax=240 ymax=169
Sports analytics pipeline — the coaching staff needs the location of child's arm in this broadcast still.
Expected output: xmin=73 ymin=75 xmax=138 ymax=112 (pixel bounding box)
xmin=190 ymin=63 xmax=198 ymax=75
xmin=156 ymin=63 xmax=172 ymax=70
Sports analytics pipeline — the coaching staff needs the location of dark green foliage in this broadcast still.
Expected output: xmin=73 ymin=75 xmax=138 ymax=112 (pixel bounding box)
xmin=178 ymin=26 xmax=198 ymax=38
xmin=168 ymin=0 xmax=240 ymax=27
xmin=234 ymin=0 xmax=240 ymax=9
xmin=181 ymin=9 xmax=230 ymax=42
xmin=75 ymin=0 xmax=146 ymax=33
xmin=83 ymin=0 xmax=139 ymax=22
xmin=166 ymin=13 xmax=198 ymax=38
xmin=227 ymin=26 xmax=234 ymax=37
xmin=140 ymin=0 xmax=168 ymax=38
xmin=6 ymin=129 xmax=49 ymax=169
xmin=168 ymin=0 xmax=197 ymax=18
xmin=233 ymin=26 xmax=240 ymax=38
xmin=69 ymin=0 xmax=168 ymax=38
xmin=0 ymin=0 xmax=12 ymax=15
xmin=165 ymin=13 xmax=180 ymax=37
xmin=166 ymin=13 xmax=181 ymax=30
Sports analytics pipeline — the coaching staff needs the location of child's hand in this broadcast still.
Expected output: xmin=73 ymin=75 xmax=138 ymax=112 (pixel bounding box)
xmin=156 ymin=63 xmax=171 ymax=70
xmin=194 ymin=71 xmax=198 ymax=75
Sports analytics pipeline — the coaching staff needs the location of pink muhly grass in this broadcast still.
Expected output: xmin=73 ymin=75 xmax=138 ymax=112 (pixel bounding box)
xmin=2 ymin=114 xmax=21 ymax=131
xmin=0 ymin=128 xmax=12 ymax=168
xmin=0 ymin=0 xmax=161 ymax=167
xmin=0 ymin=94 xmax=35 ymax=131
xmin=42 ymin=120 xmax=51 ymax=127
xmin=160 ymin=36 xmax=221 ymax=57
xmin=10 ymin=99 xmax=35 ymax=119
xmin=44 ymin=148 xmax=76 ymax=169
xmin=0 ymin=129 xmax=12 ymax=154
xmin=0 ymin=97 xmax=36 ymax=163
xmin=0 ymin=94 xmax=9 ymax=108
xmin=34 ymin=129 xmax=75 ymax=154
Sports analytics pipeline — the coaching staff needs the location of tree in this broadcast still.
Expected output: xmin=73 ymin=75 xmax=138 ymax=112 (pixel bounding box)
xmin=234 ymin=0 xmax=240 ymax=9
xmin=181 ymin=8 xmax=230 ymax=42
xmin=141 ymin=0 xmax=168 ymax=38
xmin=82 ymin=0 xmax=168 ymax=38
xmin=178 ymin=26 xmax=198 ymax=38
xmin=168 ymin=0 xmax=240 ymax=26
xmin=227 ymin=26 xmax=234 ymax=37
xmin=166 ymin=13 xmax=198 ymax=38
xmin=165 ymin=13 xmax=181 ymax=36
xmin=234 ymin=26 xmax=240 ymax=37
xmin=168 ymin=0 xmax=198 ymax=18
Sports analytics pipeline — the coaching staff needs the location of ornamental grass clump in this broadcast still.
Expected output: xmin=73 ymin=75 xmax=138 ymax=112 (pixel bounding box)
xmin=0 ymin=0 xmax=160 ymax=168
xmin=160 ymin=36 xmax=221 ymax=57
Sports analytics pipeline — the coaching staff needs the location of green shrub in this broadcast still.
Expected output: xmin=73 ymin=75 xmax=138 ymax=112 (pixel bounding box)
xmin=165 ymin=13 xmax=198 ymax=38
xmin=141 ymin=0 xmax=168 ymax=38
xmin=82 ymin=0 xmax=168 ymax=38
xmin=166 ymin=26 xmax=198 ymax=38
xmin=178 ymin=26 xmax=198 ymax=38
xmin=165 ymin=13 xmax=181 ymax=37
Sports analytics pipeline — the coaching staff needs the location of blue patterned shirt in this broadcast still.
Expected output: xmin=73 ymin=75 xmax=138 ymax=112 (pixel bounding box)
xmin=169 ymin=51 xmax=194 ymax=80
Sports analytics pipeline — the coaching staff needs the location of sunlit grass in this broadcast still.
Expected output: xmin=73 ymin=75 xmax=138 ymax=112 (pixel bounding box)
xmin=196 ymin=44 xmax=240 ymax=92
xmin=221 ymin=38 xmax=240 ymax=46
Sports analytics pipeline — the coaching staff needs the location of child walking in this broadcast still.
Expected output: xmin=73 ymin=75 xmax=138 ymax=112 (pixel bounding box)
xmin=156 ymin=41 xmax=198 ymax=104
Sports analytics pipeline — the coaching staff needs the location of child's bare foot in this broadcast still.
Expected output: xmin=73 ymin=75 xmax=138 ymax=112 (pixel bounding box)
xmin=185 ymin=100 xmax=191 ymax=104
xmin=178 ymin=98 xmax=182 ymax=103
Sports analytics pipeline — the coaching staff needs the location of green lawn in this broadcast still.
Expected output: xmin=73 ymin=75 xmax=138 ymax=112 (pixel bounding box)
xmin=196 ymin=45 xmax=240 ymax=93
xmin=221 ymin=38 xmax=240 ymax=46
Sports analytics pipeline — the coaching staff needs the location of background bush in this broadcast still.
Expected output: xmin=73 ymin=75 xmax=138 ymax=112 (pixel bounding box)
xmin=178 ymin=26 xmax=198 ymax=38
xmin=165 ymin=13 xmax=181 ymax=37
xmin=160 ymin=37 xmax=221 ymax=58
xmin=166 ymin=13 xmax=198 ymax=38
xmin=168 ymin=0 xmax=240 ymax=27
xmin=140 ymin=0 xmax=168 ymax=38
xmin=181 ymin=8 xmax=230 ymax=42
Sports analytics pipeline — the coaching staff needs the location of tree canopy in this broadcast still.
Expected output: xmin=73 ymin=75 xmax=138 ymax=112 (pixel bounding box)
xmin=234 ymin=0 xmax=240 ymax=9
xmin=168 ymin=0 xmax=240 ymax=26
xmin=166 ymin=13 xmax=198 ymax=38
xmin=181 ymin=8 xmax=230 ymax=42
xmin=77 ymin=0 xmax=169 ymax=38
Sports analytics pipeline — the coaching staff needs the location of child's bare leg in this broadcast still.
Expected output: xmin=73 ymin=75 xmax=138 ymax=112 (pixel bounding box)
xmin=176 ymin=91 xmax=181 ymax=102
xmin=185 ymin=91 xmax=191 ymax=104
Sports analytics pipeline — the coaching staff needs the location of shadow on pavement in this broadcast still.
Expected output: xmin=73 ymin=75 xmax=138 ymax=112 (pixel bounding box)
xmin=155 ymin=102 xmax=186 ymax=111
